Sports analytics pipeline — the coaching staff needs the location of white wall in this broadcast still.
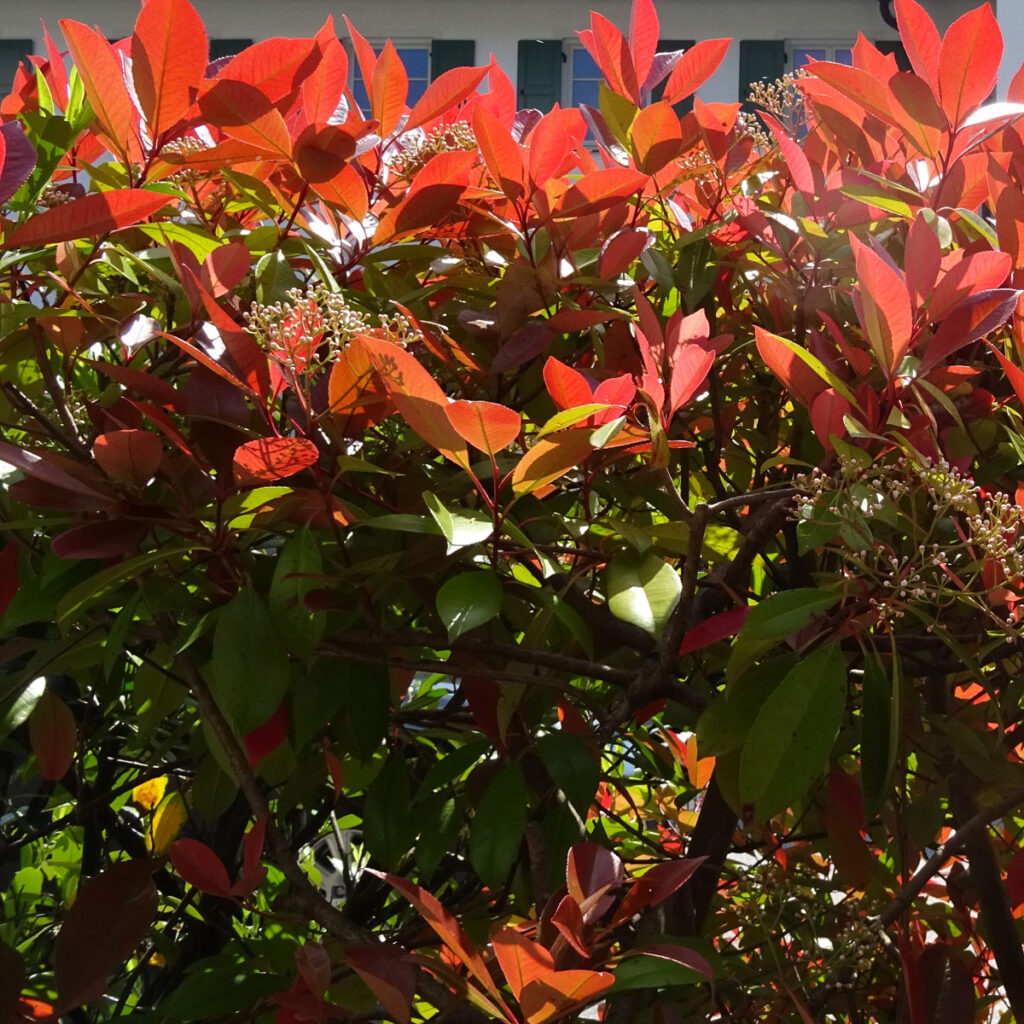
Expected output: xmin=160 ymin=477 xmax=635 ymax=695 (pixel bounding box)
xmin=1 ymin=0 xmax=980 ymax=105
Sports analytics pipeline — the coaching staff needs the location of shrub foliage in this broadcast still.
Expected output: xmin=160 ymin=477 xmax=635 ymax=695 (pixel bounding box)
xmin=4 ymin=0 xmax=1024 ymax=1020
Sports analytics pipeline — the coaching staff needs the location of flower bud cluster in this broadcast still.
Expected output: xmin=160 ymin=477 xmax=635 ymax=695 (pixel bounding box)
xmin=245 ymin=283 xmax=416 ymax=375
xmin=392 ymin=121 xmax=477 ymax=177
xmin=795 ymin=454 xmax=1024 ymax=630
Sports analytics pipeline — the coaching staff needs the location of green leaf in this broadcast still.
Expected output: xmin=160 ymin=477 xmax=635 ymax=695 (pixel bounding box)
xmin=212 ymin=587 xmax=289 ymax=734
xmin=424 ymin=491 xmax=494 ymax=552
xmin=56 ymin=546 xmax=193 ymax=628
xmin=161 ymin=967 xmax=283 ymax=1022
xmin=696 ymin=653 xmax=797 ymax=757
xmin=414 ymin=793 xmax=462 ymax=878
xmin=0 ymin=676 xmax=46 ymax=741
xmin=330 ymin=660 xmax=390 ymax=763
xmin=536 ymin=404 xmax=612 ymax=437
xmin=606 ymin=549 xmax=681 ymax=636
xmin=437 ymin=572 xmax=503 ymax=641
xmin=739 ymin=644 xmax=847 ymax=818
xmin=726 ymin=588 xmax=839 ymax=681
xmin=536 ymin=732 xmax=600 ymax=818
xmin=269 ymin=528 xmax=325 ymax=658
xmin=363 ymin=754 xmax=415 ymax=871
xmin=469 ymin=762 xmax=529 ymax=888
xmin=860 ymin=652 xmax=900 ymax=817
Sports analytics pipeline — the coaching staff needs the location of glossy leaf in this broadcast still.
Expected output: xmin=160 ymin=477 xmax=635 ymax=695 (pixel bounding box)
xmin=512 ymin=430 xmax=594 ymax=496
xmin=93 ymin=429 xmax=162 ymax=486
xmin=233 ymin=437 xmax=318 ymax=484
xmin=169 ymin=839 xmax=234 ymax=897
xmin=739 ymin=644 xmax=847 ymax=817
xmin=212 ymin=586 xmax=289 ymax=734
xmin=469 ymin=761 xmax=529 ymax=887
xmin=132 ymin=0 xmax=208 ymax=142
xmin=492 ymin=929 xmax=556 ymax=999
xmin=660 ymin=38 xmax=730 ymax=106
xmin=519 ymin=969 xmax=614 ymax=1024
xmin=437 ymin=571 xmax=503 ymax=641
xmin=29 ymin=689 xmax=76 ymax=781
xmin=606 ymin=549 xmax=681 ymax=637
xmin=6 ymin=190 xmax=170 ymax=247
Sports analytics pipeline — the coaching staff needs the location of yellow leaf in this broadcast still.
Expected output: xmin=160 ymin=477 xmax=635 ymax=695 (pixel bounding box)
xmin=146 ymin=791 xmax=187 ymax=855
xmin=132 ymin=775 xmax=168 ymax=812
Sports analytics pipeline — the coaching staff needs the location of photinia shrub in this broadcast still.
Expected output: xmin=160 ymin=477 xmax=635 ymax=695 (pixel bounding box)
xmin=4 ymin=0 xmax=1024 ymax=1020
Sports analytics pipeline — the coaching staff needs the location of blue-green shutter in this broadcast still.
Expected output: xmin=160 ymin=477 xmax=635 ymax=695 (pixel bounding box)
xmin=0 ymin=40 xmax=32 ymax=93
xmin=209 ymin=39 xmax=253 ymax=61
xmin=517 ymin=40 xmax=563 ymax=112
xmin=431 ymin=40 xmax=476 ymax=80
xmin=738 ymin=40 xmax=786 ymax=103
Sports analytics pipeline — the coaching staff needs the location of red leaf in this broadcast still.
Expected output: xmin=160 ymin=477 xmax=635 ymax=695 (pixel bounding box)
xmin=558 ymin=168 xmax=648 ymax=218
xmin=680 ymin=606 xmax=750 ymax=653
xmin=753 ymin=327 xmax=826 ymax=408
xmin=353 ymin=335 xmax=470 ymax=469
xmin=204 ymin=240 xmax=251 ymax=297
xmin=343 ymin=18 xmax=379 ymax=109
xmin=511 ymin=430 xmax=595 ymax=496
xmin=905 ymin=213 xmax=943 ymax=310
xmin=371 ymin=41 xmax=408 ymax=139
xmin=887 ymin=72 xmax=947 ymax=158
xmin=519 ymin=970 xmax=614 ymax=1024
xmin=325 ymin=750 xmax=344 ymax=797
xmin=314 ymin=164 xmax=370 ymax=220
xmin=803 ymin=61 xmax=892 ymax=125
xmin=760 ymin=112 xmax=815 ymax=194
xmin=473 ymin=104 xmax=526 ymax=202
xmin=93 ymin=429 xmax=163 ymax=486
xmin=131 ymin=0 xmax=207 ymax=142
xmin=543 ymin=357 xmax=593 ymax=411
xmin=491 ymin=929 xmax=556 ymax=1000
xmin=170 ymin=839 xmax=234 ymax=897
xmin=198 ymin=79 xmax=292 ymax=157
xmin=528 ymin=109 xmax=577 ymax=188
xmin=585 ymin=12 xmax=639 ymax=103
xmin=599 ymin=227 xmax=650 ymax=278
xmin=629 ymin=101 xmax=683 ymax=175
xmin=918 ymin=289 xmax=1018 ymax=376
xmin=407 ymin=64 xmax=491 ymax=132
xmin=894 ymin=0 xmax=941 ymax=91
xmin=629 ymin=0 xmax=660 ymax=88
xmin=0 ymin=542 xmax=19 ymax=617
xmin=445 ymin=401 xmax=521 ymax=456
xmin=372 ymin=872 xmax=509 ymax=1008
xmin=611 ymin=857 xmax=705 ymax=926
xmin=550 ymin=895 xmax=589 ymax=957
xmin=29 ymin=690 xmax=76 ymax=781
xmin=937 ymin=4 xmax=1002 ymax=128
xmin=566 ymin=842 xmax=624 ymax=906
xmin=0 ymin=441 xmax=105 ymax=498
xmin=5 ymin=189 xmax=170 ymax=247
xmin=667 ymin=345 xmax=713 ymax=421
xmin=54 ymin=859 xmax=158 ymax=1010
xmin=660 ymin=38 xmax=730 ymax=106
xmin=988 ymin=343 xmax=1024 ymax=408
xmin=929 ymin=250 xmax=1011 ymax=321
xmin=0 ymin=122 xmax=38 ymax=205
xmin=623 ymin=943 xmax=713 ymax=981
xmin=233 ymin=437 xmax=319 ymax=484
xmin=59 ymin=21 xmax=140 ymax=160
xmin=302 ymin=25 xmax=349 ymax=124
xmin=214 ymin=37 xmax=319 ymax=107
xmin=243 ymin=703 xmax=290 ymax=767
xmin=346 ymin=945 xmax=417 ymax=1024
xmin=849 ymin=234 xmax=912 ymax=376
xmin=51 ymin=520 xmax=148 ymax=560
xmin=293 ymin=123 xmax=357 ymax=182
xmin=811 ymin=388 xmax=852 ymax=453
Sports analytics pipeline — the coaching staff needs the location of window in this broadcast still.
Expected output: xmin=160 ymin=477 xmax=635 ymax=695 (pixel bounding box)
xmin=351 ymin=40 xmax=476 ymax=114
xmin=651 ymin=39 xmax=696 ymax=114
xmin=569 ymin=47 xmax=601 ymax=110
xmin=791 ymin=44 xmax=853 ymax=71
xmin=209 ymin=39 xmax=253 ymax=62
xmin=0 ymin=39 xmax=33 ymax=95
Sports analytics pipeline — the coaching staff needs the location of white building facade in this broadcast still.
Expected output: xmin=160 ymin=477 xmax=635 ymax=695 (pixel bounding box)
xmin=0 ymin=0 xmax=1019 ymax=107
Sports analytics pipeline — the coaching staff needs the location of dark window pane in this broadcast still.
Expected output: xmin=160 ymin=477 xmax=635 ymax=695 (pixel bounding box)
xmin=0 ymin=39 xmax=33 ymax=93
xmin=209 ymin=38 xmax=252 ymax=61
